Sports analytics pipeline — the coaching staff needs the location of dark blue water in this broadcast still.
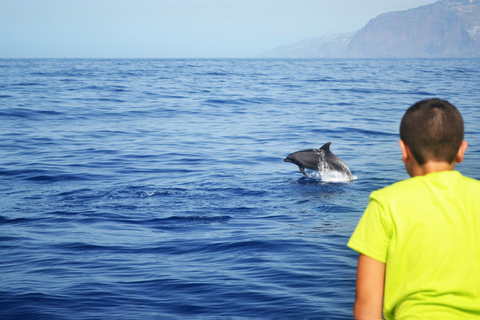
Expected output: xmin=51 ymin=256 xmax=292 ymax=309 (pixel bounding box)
xmin=1 ymin=58 xmax=480 ymax=319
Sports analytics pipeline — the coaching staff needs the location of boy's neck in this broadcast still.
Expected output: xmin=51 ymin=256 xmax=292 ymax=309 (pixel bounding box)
xmin=400 ymin=140 xmax=467 ymax=178
xmin=409 ymin=161 xmax=455 ymax=177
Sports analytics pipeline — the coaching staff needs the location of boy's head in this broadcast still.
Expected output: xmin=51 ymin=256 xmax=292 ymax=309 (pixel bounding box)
xmin=400 ymin=98 xmax=464 ymax=165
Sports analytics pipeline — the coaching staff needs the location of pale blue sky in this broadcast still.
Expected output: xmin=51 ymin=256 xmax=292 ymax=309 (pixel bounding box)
xmin=1 ymin=0 xmax=436 ymax=58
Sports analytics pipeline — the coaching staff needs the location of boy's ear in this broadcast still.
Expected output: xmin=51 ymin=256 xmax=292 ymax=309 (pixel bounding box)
xmin=399 ymin=140 xmax=410 ymax=163
xmin=455 ymin=141 xmax=468 ymax=164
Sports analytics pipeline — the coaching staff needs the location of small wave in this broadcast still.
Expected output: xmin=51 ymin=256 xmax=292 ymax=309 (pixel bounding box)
xmin=0 ymin=108 xmax=64 ymax=119
xmin=25 ymin=173 xmax=96 ymax=182
xmin=162 ymin=215 xmax=231 ymax=223
xmin=128 ymin=215 xmax=232 ymax=228
xmin=0 ymin=216 xmax=40 ymax=225
xmin=14 ymin=82 xmax=45 ymax=86
xmin=203 ymin=72 xmax=229 ymax=76
xmin=203 ymin=98 xmax=245 ymax=106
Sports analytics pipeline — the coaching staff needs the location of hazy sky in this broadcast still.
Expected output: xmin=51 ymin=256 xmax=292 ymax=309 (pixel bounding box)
xmin=1 ymin=0 xmax=437 ymax=58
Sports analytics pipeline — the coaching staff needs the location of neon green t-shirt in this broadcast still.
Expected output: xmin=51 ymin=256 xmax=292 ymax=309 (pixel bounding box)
xmin=348 ymin=170 xmax=480 ymax=319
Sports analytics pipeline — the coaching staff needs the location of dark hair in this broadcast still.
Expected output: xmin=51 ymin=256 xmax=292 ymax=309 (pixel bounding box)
xmin=399 ymin=98 xmax=464 ymax=165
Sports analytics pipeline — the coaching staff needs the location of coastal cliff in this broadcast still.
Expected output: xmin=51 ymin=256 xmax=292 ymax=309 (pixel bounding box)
xmin=260 ymin=0 xmax=480 ymax=58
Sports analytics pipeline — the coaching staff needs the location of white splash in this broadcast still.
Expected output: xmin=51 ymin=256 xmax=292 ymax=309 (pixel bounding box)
xmin=308 ymin=170 xmax=357 ymax=182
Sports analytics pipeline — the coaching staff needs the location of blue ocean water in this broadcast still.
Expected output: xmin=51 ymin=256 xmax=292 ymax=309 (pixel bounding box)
xmin=1 ymin=58 xmax=480 ymax=319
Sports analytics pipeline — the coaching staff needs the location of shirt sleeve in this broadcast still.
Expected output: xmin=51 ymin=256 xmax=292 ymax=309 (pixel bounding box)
xmin=347 ymin=192 xmax=393 ymax=264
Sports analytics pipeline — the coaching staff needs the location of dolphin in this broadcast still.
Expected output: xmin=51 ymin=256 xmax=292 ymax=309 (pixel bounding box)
xmin=284 ymin=142 xmax=353 ymax=179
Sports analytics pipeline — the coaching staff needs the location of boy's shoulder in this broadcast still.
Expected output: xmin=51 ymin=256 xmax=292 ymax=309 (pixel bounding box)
xmin=372 ymin=171 xmax=480 ymax=200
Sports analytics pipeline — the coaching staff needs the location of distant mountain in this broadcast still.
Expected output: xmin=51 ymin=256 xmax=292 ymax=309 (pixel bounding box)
xmin=259 ymin=33 xmax=354 ymax=58
xmin=260 ymin=0 xmax=480 ymax=58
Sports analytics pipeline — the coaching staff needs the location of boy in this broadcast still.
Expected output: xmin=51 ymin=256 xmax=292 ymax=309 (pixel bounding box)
xmin=348 ymin=98 xmax=480 ymax=319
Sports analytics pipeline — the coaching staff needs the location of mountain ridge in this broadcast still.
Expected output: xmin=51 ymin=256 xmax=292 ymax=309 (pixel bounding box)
xmin=260 ymin=0 xmax=480 ymax=58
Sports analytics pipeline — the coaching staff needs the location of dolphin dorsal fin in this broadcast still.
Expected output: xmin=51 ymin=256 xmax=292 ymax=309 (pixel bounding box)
xmin=320 ymin=142 xmax=332 ymax=151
